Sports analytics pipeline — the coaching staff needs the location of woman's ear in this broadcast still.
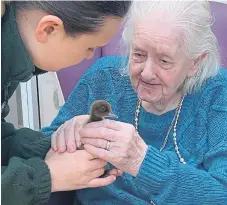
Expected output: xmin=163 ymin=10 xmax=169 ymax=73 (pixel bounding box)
xmin=35 ymin=15 xmax=64 ymax=43
xmin=187 ymin=52 xmax=207 ymax=77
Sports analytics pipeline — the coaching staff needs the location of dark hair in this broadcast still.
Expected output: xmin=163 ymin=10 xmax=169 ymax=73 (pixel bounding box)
xmin=14 ymin=1 xmax=131 ymax=36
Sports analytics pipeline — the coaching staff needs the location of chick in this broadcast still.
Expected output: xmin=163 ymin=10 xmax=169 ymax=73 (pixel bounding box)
xmin=79 ymin=100 xmax=117 ymax=177
xmin=78 ymin=100 xmax=117 ymax=149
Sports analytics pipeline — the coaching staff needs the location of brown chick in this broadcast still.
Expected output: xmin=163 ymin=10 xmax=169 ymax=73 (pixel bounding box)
xmin=78 ymin=100 xmax=117 ymax=177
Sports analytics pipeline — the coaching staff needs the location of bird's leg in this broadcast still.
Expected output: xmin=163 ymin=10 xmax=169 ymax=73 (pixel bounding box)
xmin=77 ymin=144 xmax=85 ymax=150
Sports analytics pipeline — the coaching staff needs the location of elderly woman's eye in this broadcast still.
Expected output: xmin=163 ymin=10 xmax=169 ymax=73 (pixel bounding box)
xmin=134 ymin=53 xmax=143 ymax=57
xmin=132 ymin=52 xmax=147 ymax=62
xmin=160 ymin=59 xmax=168 ymax=64
xmin=159 ymin=58 xmax=173 ymax=69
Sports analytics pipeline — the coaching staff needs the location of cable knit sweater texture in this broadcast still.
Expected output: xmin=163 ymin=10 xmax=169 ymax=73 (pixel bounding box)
xmin=42 ymin=56 xmax=227 ymax=205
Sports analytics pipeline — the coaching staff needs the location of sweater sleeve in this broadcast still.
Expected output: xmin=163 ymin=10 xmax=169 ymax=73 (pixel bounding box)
xmin=1 ymin=157 xmax=51 ymax=205
xmin=41 ymin=79 xmax=91 ymax=137
xmin=134 ymin=81 xmax=227 ymax=205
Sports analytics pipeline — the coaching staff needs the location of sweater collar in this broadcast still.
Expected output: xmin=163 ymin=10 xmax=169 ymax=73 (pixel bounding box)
xmin=1 ymin=3 xmax=46 ymax=84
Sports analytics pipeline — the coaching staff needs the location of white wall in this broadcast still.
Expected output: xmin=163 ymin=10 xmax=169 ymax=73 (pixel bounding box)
xmin=38 ymin=72 xmax=64 ymax=128
xmin=5 ymin=73 xmax=64 ymax=130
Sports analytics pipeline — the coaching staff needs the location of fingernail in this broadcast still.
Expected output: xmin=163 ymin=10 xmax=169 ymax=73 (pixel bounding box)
xmin=69 ymin=145 xmax=75 ymax=152
xmin=118 ymin=170 xmax=122 ymax=174
xmin=59 ymin=146 xmax=66 ymax=152
xmin=52 ymin=147 xmax=57 ymax=152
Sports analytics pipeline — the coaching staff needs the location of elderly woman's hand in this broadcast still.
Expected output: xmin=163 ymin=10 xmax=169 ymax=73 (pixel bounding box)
xmin=51 ymin=115 xmax=90 ymax=152
xmin=80 ymin=119 xmax=148 ymax=177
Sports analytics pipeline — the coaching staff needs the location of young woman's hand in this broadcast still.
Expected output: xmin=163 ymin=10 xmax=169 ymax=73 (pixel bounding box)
xmin=45 ymin=149 xmax=121 ymax=192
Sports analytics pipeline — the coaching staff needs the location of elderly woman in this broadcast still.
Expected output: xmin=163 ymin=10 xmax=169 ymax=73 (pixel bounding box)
xmin=42 ymin=0 xmax=227 ymax=204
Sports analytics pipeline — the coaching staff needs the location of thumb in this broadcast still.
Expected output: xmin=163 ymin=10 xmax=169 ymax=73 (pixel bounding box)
xmin=76 ymin=150 xmax=97 ymax=160
xmin=74 ymin=115 xmax=90 ymax=148
xmin=87 ymin=175 xmax=116 ymax=188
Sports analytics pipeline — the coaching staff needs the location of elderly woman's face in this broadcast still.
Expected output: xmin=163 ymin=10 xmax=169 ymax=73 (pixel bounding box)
xmin=130 ymin=20 xmax=198 ymax=103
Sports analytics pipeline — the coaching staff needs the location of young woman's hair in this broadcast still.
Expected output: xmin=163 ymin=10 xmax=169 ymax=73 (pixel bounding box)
xmin=14 ymin=1 xmax=131 ymax=36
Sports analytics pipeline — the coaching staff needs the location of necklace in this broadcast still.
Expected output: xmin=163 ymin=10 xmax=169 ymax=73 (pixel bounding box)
xmin=134 ymin=96 xmax=186 ymax=164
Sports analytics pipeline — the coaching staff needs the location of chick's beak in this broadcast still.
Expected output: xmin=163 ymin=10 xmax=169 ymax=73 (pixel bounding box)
xmin=106 ymin=111 xmax=118 ymax=118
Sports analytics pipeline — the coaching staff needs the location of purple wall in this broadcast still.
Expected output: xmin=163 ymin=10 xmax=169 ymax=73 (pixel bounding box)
xmin=210 ymin=2 xmax=227 ymax=68
xmin=57 ymin=1 xmax=227 ymax=100
xmin=57 ymin=48 xmax=101 ymax=99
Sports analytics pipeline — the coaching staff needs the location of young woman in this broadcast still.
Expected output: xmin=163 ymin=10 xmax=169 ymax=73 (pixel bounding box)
xmin=1 ymin=2 xmax=131 ymax=205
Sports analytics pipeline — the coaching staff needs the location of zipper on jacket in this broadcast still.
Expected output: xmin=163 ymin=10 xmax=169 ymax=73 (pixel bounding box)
xmin=1 ymin=82 xmax=11 ymax=114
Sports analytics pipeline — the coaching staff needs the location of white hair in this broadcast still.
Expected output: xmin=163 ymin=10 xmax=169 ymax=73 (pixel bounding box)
xmin=121 ymin=0 xmax=221 ymax=94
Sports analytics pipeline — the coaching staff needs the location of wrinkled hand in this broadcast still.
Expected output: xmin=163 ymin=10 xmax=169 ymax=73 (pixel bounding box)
xmin=80 ymin=119 xmax=148 ymax=177
xmin=45 ymin=149 xmax=122 ymax=192
xmin=51 ymin=115 xmax=90 ymax=153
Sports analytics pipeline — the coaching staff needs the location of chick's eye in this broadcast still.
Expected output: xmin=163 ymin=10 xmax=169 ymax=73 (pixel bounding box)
xmin=100 ymin=106 xmax=106 ymax=111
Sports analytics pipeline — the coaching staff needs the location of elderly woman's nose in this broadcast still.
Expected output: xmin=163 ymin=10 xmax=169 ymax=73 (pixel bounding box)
xmin=141 ymin=61 xmax=157 ymax=80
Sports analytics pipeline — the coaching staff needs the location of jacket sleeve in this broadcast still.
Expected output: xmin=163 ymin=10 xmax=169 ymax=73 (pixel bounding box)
xmin=1 ymin=157 xmax=51 ymax=205
xmin=1 ymin=121 xmax=51 ymax=165
xmin=1 ymin=122 xmax=52 ymax=205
